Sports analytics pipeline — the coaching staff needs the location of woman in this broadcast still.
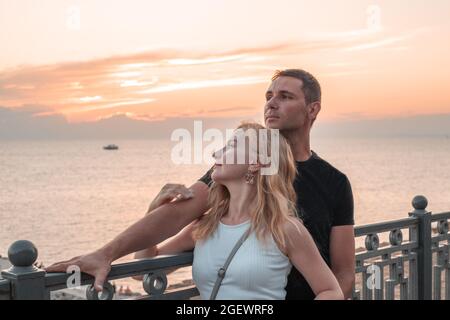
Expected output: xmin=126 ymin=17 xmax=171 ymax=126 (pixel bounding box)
xmin=153 ymin=122 xmax=343 ymax=300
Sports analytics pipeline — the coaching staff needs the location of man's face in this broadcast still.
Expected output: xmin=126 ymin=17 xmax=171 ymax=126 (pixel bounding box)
xmin=264 ymin=76 xmax=309 ymax=131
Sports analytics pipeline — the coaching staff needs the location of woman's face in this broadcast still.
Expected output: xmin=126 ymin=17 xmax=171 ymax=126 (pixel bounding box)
xmin=211 ymin=130 xmax=257 ymax=185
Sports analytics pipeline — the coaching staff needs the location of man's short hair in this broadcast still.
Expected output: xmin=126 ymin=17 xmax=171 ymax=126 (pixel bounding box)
xmin=272 ymin=69 xmax=321 ymax=105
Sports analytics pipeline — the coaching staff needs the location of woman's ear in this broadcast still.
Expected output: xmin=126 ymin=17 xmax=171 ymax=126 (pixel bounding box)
xmin=248 ymin=163 xmax=261 ymax=173
xmin=254 ymin=159 xmax=272 ymax=170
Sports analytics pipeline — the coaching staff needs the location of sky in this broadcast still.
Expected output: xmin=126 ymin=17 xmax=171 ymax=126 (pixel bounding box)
xmin=1 ymin=0 xmax=450 ymax=137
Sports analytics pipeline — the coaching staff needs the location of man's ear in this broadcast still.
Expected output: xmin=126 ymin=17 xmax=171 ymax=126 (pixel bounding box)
xmin=308 ymin=101 xmax=321 ymax=123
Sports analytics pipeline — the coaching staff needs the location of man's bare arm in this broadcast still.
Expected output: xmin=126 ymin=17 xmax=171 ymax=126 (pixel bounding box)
xmin=284 ymin=218 xmax=343 ymax=300
xmin=329 ymin=225 xmax=355 ymax=299
xmin=134 ymin=183 xmax=195 ymax=261
xmin=103 ymin=181 xmax=209 ymax=260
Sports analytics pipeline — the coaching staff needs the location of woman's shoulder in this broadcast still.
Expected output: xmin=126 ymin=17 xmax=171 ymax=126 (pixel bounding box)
xmin=283 ymin=217 xmax=313 ymax=249
xmin=282 ymin=216 xmax=306 ymax=237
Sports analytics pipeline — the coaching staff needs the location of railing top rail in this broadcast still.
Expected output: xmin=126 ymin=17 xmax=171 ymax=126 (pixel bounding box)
xmin=354 ymin=217 xmax=418 ymax=237
xmin=0 ymin=279 xmax=11 ymax=300
xmin=430 ymin=211 xmax=450 ymax=221
xmin=44 ymin=252 xmax=194 ymax=291
xmin=355 ymin=242 xmax=418 ymax=261
xmin=0 ymin=279 xmax=10 ymax=289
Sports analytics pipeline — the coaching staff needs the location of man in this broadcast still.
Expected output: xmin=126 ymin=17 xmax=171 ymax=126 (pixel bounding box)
xmin=46 ymin=69 xmax=355 ymax=299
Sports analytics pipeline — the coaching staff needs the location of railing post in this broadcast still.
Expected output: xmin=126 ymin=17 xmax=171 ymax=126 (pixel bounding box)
xmin=409 ymin=195 xmax=432 ymax=300
xmin=1 ymin=240 xmax=49 ymax=300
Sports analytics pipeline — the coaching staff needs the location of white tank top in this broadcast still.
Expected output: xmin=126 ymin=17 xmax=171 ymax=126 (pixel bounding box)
xmin=192 ymin=220 xmax=292 ymax=300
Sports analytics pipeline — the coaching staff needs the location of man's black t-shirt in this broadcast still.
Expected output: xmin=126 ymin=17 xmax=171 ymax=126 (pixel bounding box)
xmin=198 ymin=150 xmax=354 ymax=300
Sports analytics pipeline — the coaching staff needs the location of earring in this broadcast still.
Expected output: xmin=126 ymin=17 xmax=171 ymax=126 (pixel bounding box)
xmin=244 ymin=171 xmax=255 ymax=185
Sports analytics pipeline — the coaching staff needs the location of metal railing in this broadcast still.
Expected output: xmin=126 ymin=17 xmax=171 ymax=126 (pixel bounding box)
xmin=1 ymin=195 xmax=449 ymax=300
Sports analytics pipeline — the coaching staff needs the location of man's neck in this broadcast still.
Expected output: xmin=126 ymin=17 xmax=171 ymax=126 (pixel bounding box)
xmin=281 ymin=128 xmax=312 ymax=162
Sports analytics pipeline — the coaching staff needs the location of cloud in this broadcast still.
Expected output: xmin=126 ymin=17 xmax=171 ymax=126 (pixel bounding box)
xmin=0 ymin=106 xmax=70 ymax=139
xmin=313 ymin=113 xmax=450 ymax=138
xmin=0 ymin=26 xmax=433 ymax=122
xmin=137 ymin=77 xmax=267 ymax=94
xmin=66 ymin=98 xmax=156 ymax=113
xmin=0 ymin=105 xmax=259 ymax=140
xmin=0 ymin=44 xmax=293 ymax=120
xmin=343 ymin=35 xmax=413 ymax=52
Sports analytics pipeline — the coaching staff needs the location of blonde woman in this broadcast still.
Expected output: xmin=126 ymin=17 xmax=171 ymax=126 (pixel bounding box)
xmin=155 ymin=122 xmax=343 ymax=300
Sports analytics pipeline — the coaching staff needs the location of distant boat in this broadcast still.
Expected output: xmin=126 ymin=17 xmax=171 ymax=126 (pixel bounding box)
xmin=103 ymin=144 xmax=119 ymax=150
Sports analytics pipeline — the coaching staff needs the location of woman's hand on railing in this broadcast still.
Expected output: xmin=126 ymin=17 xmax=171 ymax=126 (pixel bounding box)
xmin=147 ymin=183 xmax=194 ymax=214
xmin=44 ymin=249 xmax=112 ymax=292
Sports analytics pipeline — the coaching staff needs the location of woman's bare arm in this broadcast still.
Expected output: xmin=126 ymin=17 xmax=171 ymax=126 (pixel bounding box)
xmin=156 ymin=220 xmax=197 ymax=255
xmin=45 ymin=181 xmax=209 ymax=291
xmin=283 ymin=218 xmax=344 ymax=300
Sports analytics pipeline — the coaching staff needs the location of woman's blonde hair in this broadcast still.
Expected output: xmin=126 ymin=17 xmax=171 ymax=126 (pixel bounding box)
xmin=193 ymin=122 xmax=298 ymax=249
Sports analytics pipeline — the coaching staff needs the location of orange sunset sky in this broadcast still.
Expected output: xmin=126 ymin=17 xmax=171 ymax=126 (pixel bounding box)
xmin=1 ymin=0 xmax=450 ymax=125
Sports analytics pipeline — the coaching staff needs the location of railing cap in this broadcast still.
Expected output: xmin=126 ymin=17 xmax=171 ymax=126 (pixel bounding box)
xmin=8 ymin=240 xmax=38 ymax=267
xmin=412 ymin=195 xmax=428 ymax=211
